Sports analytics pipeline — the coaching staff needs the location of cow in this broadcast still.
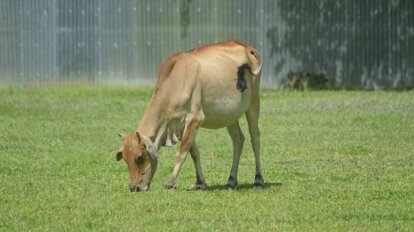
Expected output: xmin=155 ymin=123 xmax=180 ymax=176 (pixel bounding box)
xmin=116 ymin=40 xmax=264 ymax=192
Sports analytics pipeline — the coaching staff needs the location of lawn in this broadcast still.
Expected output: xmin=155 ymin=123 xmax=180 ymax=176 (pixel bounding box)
xmin=1 ymin=86 xmax=413 ymax=231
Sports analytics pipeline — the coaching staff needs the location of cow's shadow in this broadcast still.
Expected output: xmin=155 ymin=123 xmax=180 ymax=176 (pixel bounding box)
xmin=200 ymin=182 xmax=282 ymax=191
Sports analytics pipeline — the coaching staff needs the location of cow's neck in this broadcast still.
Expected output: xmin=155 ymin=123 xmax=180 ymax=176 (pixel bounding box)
xmin=137 ymin=96 xmax=169 ymax=150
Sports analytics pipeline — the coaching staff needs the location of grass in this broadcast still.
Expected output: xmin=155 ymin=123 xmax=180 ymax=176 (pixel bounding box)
xmin=1 ymin=86 xmax=413 ymax=231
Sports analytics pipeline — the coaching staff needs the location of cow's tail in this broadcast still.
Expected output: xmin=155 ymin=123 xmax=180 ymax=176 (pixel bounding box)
xmin=247 ymin=48 xmax=262 ymax=76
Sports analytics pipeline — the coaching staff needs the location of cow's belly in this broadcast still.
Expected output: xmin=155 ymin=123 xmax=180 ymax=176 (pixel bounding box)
xmin=200 ymin=90 xmax=250 ymax=129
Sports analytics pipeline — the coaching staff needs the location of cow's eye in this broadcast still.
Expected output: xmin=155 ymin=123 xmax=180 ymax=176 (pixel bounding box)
xmin=135 ymin=156 xmax=144 ymax=165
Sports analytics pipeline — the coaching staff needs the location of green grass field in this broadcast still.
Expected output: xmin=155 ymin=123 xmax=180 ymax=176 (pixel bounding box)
xmin=1 ymin=87 xmax=413 ymax=231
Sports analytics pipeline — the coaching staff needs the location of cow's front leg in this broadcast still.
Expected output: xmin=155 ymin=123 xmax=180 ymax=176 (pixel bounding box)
xmin=166 ymin=115 xmax=203 ymax=189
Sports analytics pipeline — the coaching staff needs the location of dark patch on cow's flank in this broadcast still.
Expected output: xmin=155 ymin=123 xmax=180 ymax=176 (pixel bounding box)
xmin=237 ymin=63 xmax=250 ymax=92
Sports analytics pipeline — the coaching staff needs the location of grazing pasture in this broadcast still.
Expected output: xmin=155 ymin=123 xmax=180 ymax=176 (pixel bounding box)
xmin=1 ymin=87 xmax=413 ymax=231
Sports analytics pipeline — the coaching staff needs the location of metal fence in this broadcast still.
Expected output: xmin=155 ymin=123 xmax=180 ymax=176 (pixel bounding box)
xmin=0 ymin=0 xmax=413 ymax=89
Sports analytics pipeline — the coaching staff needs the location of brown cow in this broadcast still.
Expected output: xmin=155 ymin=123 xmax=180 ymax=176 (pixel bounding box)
xmin=116 ymin=40 xmax=264 ymax=191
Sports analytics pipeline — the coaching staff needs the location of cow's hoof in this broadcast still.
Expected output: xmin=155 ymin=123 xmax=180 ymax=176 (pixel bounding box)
xmin=225 ymin=183 xmax=237 ymax=189
xmin=193 ymin=181 xmax=207 ymax=191
xmin=253 ymin=179 xmax=265 ymax=188
xmin=254 ymin=174 xmax=264 ymax=188
xmin=226 ymin=176 xmax=237 ymax=189
xmin=165 ymin=183 xmax=176 ymax=190
xmin=253 ymin=182 xmax=264 ymax=188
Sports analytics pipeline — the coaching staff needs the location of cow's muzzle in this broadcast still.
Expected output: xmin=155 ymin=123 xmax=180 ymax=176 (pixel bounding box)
xmin=130 ymin=184 xmax=149 ymax=192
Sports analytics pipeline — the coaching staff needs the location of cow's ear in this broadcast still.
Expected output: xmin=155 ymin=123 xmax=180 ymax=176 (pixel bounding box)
xmin=136 ymin=131 xmax=142 ymax=144
xmin=146 ymin=142 xmax=157 ymax=162
xmin=117 ymin=133 xmax=124 ymax=140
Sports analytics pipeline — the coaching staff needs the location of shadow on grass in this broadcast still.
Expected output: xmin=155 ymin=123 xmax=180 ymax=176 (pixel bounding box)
xmin=202 ymin=182 xmax=282 ymax=191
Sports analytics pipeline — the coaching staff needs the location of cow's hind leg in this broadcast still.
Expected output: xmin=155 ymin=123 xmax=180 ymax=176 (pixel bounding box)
xmin=225 ymin=121 xmax=245 ymax=188
xmin=190 ymin=141 xmax=207 ymax=190
xmin=246 ymin=106 xmax=265 ymax=187
xmin=166 ymin=115 xmax=203 ymax=189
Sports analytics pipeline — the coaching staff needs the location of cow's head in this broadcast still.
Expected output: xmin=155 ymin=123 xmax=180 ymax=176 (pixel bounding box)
xmin=116 ymin=132 xmax=157 ymax=192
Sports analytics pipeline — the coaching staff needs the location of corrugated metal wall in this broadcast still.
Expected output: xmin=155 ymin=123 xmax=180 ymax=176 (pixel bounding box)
xmin=0 ymin=0 xmax=413 ymax=89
